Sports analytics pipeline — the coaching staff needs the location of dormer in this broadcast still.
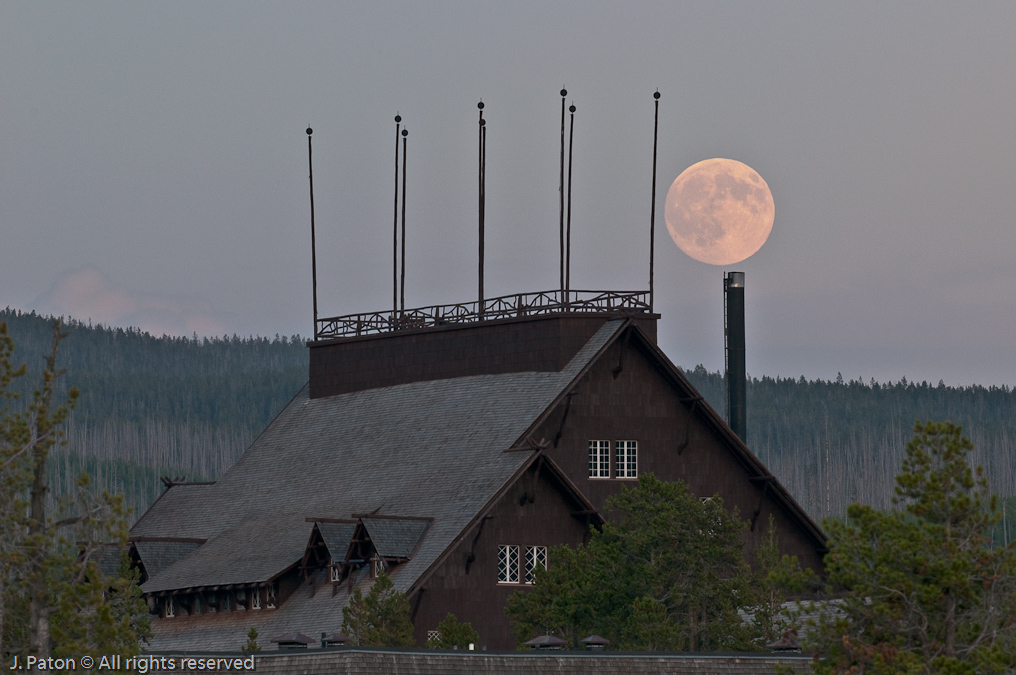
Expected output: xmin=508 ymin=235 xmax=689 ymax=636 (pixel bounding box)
xmin=301 ymin=520 xmax=357 ymax=591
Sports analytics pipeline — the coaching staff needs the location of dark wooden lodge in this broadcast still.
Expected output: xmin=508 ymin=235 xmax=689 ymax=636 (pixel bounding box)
xmin=129 ymin=290 xmax=825 ymax=650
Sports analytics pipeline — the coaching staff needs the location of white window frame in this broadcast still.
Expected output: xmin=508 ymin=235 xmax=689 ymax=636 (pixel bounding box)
xmin=373 ymin=558 xmax=386 ymax=578
xmin=497 ymin=545 xmax=520 ymax=584
xmin=427 ymin=630 xmax=441 ymax=644
xmin=525 ymin=546 xmax=548 ymax=584
xmin=588 ymin=440 xmax=610 ymax=478
xmin=165 ymin=595 xmax=175 ymax=618
xmin=330 ymin=563 xmax=342 ymax=583
xmin=616 ymin=440 xmax=637 ymax=478
xmin=251 ymin=588 xmax=262 ymax=610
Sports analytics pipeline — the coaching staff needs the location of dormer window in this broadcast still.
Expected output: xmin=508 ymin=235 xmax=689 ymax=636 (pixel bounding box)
xmin=330 ymin=563 xmax=341 ymax=583
xmin=372 ymin=557 xmax=386 ymax=578
xmin=165 ymin=595 xmax=175 ymax=618
xmin=251 ymin=588 xmax=262 ymax=610
xmin=266 ymin=584 xmax=277 ymax=609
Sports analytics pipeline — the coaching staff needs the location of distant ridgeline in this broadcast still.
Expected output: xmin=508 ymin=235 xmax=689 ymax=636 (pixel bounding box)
xmin=2 ymin=307 xmax=1014 ymax=525
xmin=1 ymin=308 xmax=308 ymax=520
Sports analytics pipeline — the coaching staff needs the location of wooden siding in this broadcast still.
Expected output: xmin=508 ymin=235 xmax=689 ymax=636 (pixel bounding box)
xmin=533 ymin=329 xmax=827 ymax=572
xmin=410 ymin=462 xmax=591 ymax=650
xmin=308 ymin=314 xmax=658 ymax=398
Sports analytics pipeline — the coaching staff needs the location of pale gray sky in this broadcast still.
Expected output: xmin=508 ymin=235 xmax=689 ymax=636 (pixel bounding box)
xmin=2 ymin=2 xmax=1015 ymax=386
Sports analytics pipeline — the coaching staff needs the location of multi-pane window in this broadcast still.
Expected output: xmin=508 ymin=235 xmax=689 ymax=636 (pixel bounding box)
xmin=616 ymin=440 xmax=637 ymax=478
xmin=330 ymin=564 xmax=341 ymax=582
xmin=373 ymin=558 xmax=386 ymax=578
xmin=525 ymin=546 xmax=548 ymax=584
xmin=251 ymin=588 xmax=262 ymax=610
xmin=497 ymin=545 xmax=520 ymax=584
xmin=165 ymin=595 xmax=175 ymax=618
xmin=588 ymin=440 xmax=610 ymax=478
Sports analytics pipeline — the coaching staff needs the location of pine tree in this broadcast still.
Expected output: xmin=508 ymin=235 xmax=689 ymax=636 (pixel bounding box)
xmin=504 ymin=474 xmax=798 ymax=651
xmin=0 ymin=322 xmax=29 ymax=660
xmin=241 ymin=627 xmax=261 ymax=653
xmin=341 ymin=571 xmax=415 ymax=647
xmin=426 ymin=613 xmax=479 ymax=649
xmin=810 ymin=421 xmax=1016 ymax=673
xmin=0 ymin=320 xmax=150 ymax=661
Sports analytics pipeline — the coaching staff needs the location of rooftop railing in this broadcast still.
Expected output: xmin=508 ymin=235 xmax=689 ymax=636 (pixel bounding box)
xmin=314 ymin=289 xmax=651 ymax=340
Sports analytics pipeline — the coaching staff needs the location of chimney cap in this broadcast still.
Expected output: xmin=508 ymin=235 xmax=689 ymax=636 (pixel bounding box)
xmin=321 ymin=632 xmax=348 ymax=646
xmin=726 ymin=271 xmax=744 ymax=288
xmin=524 ymin=634 xmax=567 ymax=649
xmin=580 ymin=635 xmax=610 ymax=645
xmin=270 ymin=630 xmax=312 ymax=646
xmin=766 ymin=630 xmax=801 ymax=653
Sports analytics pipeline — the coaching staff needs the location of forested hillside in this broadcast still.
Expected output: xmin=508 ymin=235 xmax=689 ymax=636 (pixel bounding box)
xmin=683 ymin=366 xmax=1016 ymax=521
xmin=3 ymin=307 xmax=1014 ymax=531
xmin=1 ymin=308 xmax=307 ymax=518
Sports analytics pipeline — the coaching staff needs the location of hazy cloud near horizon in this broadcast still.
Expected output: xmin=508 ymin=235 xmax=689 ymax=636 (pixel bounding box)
xmin=2 ymin=2 xmax=1016 ymax=387
xmin=34 ymin=267 xmax=227 ymax=338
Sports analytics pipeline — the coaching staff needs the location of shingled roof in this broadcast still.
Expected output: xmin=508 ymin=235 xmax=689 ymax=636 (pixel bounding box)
xmin=134 ymin=540 xmax=202 ymax=579
xmin=314 ymin=522 xmax=356 ymax=562
xmin=360 ymin=517 xmax=430 ymax=560
xmin=131 ymin=320 xmax=625 ymax=649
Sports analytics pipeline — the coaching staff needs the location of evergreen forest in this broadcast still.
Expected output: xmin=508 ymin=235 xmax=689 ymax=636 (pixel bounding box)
xmin=1 ymin=308 xmax=307 ymax=518
xmin=2 ymin=307 xmax=1014 ymax=536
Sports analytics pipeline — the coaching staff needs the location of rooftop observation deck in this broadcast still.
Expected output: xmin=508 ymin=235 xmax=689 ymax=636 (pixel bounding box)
xmin=314 ymin=289 xmax=651 ymax=341
xmin=308 ymin=289 xmax=657 ymax=399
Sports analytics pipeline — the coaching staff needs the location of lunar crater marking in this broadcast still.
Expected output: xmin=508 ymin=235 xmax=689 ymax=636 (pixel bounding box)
xmin=665 ymin=158 xmax=775 ymax=266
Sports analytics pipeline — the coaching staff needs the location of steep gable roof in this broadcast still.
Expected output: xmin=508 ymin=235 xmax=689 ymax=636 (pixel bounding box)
xmin=133 ymin=319 xmax=626 ymax=595
xmin=517 ymin=320 xmax=827 ymax=551
xmin=623 ymin=324 xmax=827 ymax=549
xmin=131 ymin=316 xmax=826 ymax=651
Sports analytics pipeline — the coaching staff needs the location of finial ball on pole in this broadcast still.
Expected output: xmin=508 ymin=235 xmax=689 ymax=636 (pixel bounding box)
xmin=402 ymin=129 xmax=408 ymax=137
xmin=479 ymin=118 xmax=485 ymax=126
xmin=569 ymin=105 xmax=576 ymax=113
xmin=395 ymin=114 xmax=402 ymax=123
xmin=477 ymin=101 xmax=484 ymax=110
xmin=654 ymin=90 xmax=661 ymax=100
xmin=306 ymin=127 xmax=313 ymax=135
xmin=560 ymin=88 xmax=567 ymax=97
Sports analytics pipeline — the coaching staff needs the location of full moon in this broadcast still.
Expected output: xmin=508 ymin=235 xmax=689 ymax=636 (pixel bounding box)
xmin=664 ymin=158 xmax=775 ymax=265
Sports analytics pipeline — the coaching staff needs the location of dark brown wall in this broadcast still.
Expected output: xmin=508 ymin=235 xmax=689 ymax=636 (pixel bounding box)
xmin=308 ymin=314 xmax=658 ymax=398
xmin=534 ymin=333 xmax=826 ymax=572
xmin=411 ymin=463 xmax=590 ymax=650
